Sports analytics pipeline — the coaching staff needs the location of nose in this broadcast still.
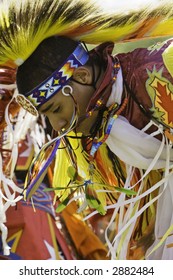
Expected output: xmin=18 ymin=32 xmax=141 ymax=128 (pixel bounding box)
xmin=48 ymin=116 xmax=68 ymax=132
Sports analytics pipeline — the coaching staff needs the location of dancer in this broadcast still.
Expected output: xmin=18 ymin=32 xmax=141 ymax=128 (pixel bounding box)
xmin=1 ymin=0 xmax=173 ymax=259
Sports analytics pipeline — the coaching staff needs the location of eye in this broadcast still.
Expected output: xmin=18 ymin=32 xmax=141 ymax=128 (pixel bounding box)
xmin=53 ymin=106 xmax=60 ymax=113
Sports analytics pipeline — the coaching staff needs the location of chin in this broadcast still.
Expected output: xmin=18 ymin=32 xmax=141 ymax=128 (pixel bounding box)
xmin=75 ymin=116 xmax=94 ymax=136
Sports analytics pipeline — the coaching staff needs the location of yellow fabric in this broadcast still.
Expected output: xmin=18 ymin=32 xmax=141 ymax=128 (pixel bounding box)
xmin=162 ymin=41 xmax=173 ymax=78
xmin=53 ymin=139 xmax=72 ymax=201
xmin=53 ymin=132 xmax=108 ymax=211
xmin=47 ymin=160 xmax=108 ymax=259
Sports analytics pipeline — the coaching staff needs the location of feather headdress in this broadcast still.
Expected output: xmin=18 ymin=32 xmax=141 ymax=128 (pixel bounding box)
xmin=0 ymin=0 xmax=173 ymax=67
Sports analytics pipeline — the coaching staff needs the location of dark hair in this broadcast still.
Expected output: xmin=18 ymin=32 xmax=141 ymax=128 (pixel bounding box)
xmin=16 ymin=36 xmax=78 ymax=94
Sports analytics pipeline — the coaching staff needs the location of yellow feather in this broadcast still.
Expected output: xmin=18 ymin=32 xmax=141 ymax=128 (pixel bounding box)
xmin=1 ymin=0 xmax=173 ymax=66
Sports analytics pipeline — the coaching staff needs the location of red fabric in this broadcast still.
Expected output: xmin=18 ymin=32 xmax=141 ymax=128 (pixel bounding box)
xmin=5 ymin=200 xmax=73 ymax=260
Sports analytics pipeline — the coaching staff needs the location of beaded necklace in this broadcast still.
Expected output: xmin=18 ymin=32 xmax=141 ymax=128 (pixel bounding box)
xmin=88 ymin=97 xmax=128 ymax=177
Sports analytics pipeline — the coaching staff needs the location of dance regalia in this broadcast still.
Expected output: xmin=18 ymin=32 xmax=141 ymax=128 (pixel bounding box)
xmin=118 ymin=39 xmax=173 ymax=132
xmin=0 ymin=183 xmax=74 ymax=260
xmin=104 ymin=39 xmax=173 ymax=259
xmin=1 ymin=0 xmax=173 ymax=260
xmin=53 ymin=38 xmax=173 ymax=260
xmin=0 ymin=109 xmax=108 ymax=260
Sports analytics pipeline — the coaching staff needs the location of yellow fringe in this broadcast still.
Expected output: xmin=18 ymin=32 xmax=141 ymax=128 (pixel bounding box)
xmin=1 ymin=0 xmax=173 ymax=66
xmin=52 ymin=131 xmax=121 ymax=209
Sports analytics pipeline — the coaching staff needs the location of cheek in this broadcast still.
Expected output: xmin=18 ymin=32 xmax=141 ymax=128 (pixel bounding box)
xmin=78 ymin=99 xmax=89 ymax=117
xmin=63 ymin=97 xmax=77 ymax=118
xmin=46 ymin=106 xmax=75 ymax=131
xmin=47 ymin=114 xmax=67 ymax=131
xmin=73 ymin=89 xmax=93 ymax=116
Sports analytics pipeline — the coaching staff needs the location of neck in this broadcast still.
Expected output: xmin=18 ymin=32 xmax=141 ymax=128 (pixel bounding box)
xmin=86 ymin=55 xmax=117 ymax=114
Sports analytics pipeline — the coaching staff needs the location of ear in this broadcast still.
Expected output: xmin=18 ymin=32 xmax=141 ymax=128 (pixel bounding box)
xmin=73 ymin=67 xmax=92 ymax=84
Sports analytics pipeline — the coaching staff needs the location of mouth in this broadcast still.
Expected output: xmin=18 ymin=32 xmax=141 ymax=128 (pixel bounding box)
xmin=57 ymin=112 xmax=88 ymax=136
xmin=57 ymin=114 xmax=79 ymax=136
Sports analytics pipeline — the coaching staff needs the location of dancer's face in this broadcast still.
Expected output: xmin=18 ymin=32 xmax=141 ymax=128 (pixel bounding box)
xmin=39 ymin=66 xmax=99 ymax=135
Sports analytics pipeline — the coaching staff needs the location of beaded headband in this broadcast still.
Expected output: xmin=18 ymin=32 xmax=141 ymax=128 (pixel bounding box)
xmin=16 ymin=43 xmax=89 ymax=116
